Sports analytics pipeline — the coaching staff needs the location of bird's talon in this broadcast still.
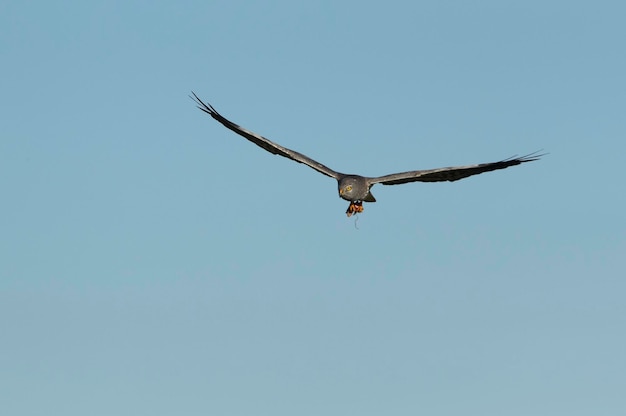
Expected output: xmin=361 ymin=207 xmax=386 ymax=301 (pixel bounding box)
xmin=346 ymin=203 xmax=357 ymax=217
xmin=346 ymin=201 xmax=363 ymax=217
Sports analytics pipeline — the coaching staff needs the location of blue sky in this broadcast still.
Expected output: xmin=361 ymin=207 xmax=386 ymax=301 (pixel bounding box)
xmin=2 ymin=1 xmax=625 ymax=415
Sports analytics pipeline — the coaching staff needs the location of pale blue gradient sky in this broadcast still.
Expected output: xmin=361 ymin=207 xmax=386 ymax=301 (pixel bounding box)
xmin=2 ymin=1 xmax=625 ymax=415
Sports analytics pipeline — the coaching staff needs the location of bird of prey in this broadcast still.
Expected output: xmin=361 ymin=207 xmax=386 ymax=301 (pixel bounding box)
xmin=191 ymin=92 xmax=542 ymax=217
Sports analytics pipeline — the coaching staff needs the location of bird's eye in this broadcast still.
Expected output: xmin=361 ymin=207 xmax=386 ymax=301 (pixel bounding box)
xmin=346 ymin=185 xmax=352 ymax=191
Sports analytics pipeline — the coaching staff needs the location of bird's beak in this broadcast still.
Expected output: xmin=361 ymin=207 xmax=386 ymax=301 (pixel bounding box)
xmin=339 ymin=188 xmax=344 ymax=195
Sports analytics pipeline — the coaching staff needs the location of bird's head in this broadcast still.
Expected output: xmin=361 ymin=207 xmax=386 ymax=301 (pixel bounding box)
xmin=339 ymin=184 xmax=353 ymax=196
xmin=338 ymin=176 xmax=364 ymax=201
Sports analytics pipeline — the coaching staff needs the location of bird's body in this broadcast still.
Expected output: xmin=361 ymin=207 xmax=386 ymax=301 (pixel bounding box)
xmin=191 ymin=92 xmax=542 ymax=216
xmin=337 ymin=175 xmax=376 ymax=215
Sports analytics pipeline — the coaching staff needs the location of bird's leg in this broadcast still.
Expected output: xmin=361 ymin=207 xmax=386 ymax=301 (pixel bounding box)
xmin=345 ymin=201 xmax=364 ymax=217
xmin=346 ymin=202 xmax=356 ymax=217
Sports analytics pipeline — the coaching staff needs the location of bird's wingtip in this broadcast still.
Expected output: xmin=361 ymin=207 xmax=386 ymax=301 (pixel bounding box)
xmin=189 ymin=91 xmax=218 ymax=116
xmin=502 ymin=150 xmax=547 ymax=163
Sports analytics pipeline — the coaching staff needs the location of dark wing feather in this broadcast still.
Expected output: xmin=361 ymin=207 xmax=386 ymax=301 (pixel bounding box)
xmin=370 ymin=153 xmax=543 ymax=185
xmin=191 ymin=92 xmax=341 ymax=179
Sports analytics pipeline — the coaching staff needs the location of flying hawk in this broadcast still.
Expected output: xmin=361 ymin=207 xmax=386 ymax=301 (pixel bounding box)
xmin=191 ymin=92 xmax=542 ymax=216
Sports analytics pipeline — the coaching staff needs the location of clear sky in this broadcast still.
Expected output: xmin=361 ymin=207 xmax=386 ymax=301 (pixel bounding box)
xmin=2 ymin=1 xmax=625 ymax=415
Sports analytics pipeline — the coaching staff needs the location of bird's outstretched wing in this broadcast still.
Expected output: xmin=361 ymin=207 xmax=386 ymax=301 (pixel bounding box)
xmin=191 ymin=92 xmax=341 ymax=180
xmin=369 ymin=152 xmax=543 ymax=185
